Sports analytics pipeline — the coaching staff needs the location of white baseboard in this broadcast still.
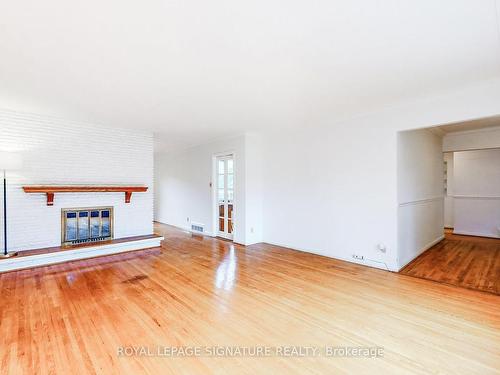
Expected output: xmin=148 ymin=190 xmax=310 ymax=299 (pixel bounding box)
xmin=0 ymin=236 xmax=164 ymax=273
xmin=155 ymin=221 xmax=216 ymax=237
xmin=263 ymin=240 xmax=393 ymax=271
xmin=453 ymin=230 xmax=499 ymax=239
xmin=397 ymin=235 xmax=445 ymax=271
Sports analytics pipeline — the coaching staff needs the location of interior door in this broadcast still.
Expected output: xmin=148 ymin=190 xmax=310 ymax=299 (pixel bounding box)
xmin=216 ymin=155 xmax=234 ymax=240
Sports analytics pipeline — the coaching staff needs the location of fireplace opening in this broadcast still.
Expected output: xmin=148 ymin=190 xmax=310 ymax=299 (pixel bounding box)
xmin=62 ymin=207 xmax=113 ymax=246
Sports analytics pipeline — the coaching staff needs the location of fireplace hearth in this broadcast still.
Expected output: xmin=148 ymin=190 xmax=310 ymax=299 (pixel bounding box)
xmin=62 ymin=207 xmax=113 ymax=246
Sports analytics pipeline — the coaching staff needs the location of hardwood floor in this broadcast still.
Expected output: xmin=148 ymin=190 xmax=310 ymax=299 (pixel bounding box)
xmin=0 ymin=223 xmax=499 ymax=374
xmin=401 ymin=229 xmax=500 ymax=295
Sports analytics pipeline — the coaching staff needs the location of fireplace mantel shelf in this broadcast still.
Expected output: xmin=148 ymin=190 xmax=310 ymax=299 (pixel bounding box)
xmin=22 ymin=186 xmax=148 ymax=206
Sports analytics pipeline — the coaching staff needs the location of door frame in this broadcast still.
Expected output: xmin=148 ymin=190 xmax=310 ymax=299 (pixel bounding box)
xmin=212 ymin=151 xmax=236 ymax=241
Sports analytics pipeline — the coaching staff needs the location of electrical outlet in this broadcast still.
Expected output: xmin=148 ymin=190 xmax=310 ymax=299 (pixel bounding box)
xmin=187 ymin=217 xmax=190 ymax=222
xmin=250 ymin=227 xmax=254 ymax=233
xmin=377 ymin=243 xmax=387 ymax=253
xmin=352 ymin=254 xmax=364 ymax=260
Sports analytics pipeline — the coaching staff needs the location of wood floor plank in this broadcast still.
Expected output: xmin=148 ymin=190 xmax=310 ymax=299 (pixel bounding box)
xmin=401 ymin=229 xmax=500 ymax=294
xmin=0 ymin=223 xmax=498 ymax=374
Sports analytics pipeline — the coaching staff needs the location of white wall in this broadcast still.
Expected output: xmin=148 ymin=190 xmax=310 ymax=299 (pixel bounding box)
xmin=244 ymin=133 xmax=263 ymax=245
xmin=397 ymin=129 xmax=444 ymax=269
xmin=155 ymin=78 xmax=500 ymax=272
xmin=260 ymin=124 xmax=398 ymax=270
xmin=154 ymin=135 xmax=249 ymax=245
xmin=453 ymin=149 xmax=500 ymax=238
xmin=443 ymin=126 xmax=500 ymax=151
xmin=444 ymin=152 xmax=454 ymax=228
xmin=443 ymin=126 xmax=500 ymax=238
xmin=0 ymin=109 xmax=154 ymax=252
xmin=261 ymin=79 xmax=500 ymax=272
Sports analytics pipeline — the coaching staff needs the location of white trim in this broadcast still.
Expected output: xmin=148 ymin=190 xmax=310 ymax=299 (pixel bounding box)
xmin=212 ymin=152 xmax=235 ymax=241
xmin=217 ymin=232 xmax=233 ymax=240
xmin=453 ymin=230 xmax=499 ymax=239
xmin=155 ymin=221 xmax=217 ymax=237
xmin=262 ymin=240 xmax=394 ymax=271
xmin=452 ymin=195 xmax=500 ymax=200
xmin=442 ymin=146 xmax=500 ymax=153
xmin=397 ymin=235 xmax=445 ymax=271
xmin=0 ymin=236 xmax=164 ymax=273
xmin=496 ymin=0 xmax=500 ymax=49
xmin=443 ymin=124 xmax=500 ymax=136
xmin=426 ymin=127 xmax=446 ymax=137
xmin=398 ymin=196 xmax=444 ymax=207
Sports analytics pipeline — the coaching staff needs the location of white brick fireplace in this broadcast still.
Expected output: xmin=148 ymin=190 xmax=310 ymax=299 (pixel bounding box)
xmin=0 ymin=108 xmax=154 ymax=253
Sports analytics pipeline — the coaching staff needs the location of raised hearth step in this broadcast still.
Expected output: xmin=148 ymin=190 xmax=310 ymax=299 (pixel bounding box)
xmin=0 ymin=234 xmax=164 ymax=273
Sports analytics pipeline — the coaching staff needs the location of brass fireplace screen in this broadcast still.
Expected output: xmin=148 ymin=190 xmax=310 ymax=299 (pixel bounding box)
xmin=61 ymin=207 xmax=113 ymax=246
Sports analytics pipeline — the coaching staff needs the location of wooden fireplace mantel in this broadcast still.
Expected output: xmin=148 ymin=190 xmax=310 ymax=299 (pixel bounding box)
xmin=22 ymin=186 xmax=148 ymax=206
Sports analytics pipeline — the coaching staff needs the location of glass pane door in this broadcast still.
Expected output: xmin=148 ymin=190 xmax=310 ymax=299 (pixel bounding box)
xmin=216 ymin=155 xmax=234 ymax=240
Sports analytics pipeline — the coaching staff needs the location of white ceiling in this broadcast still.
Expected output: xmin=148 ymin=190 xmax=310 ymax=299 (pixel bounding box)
xmin=1 ymin=1 xmax=500 ymax=152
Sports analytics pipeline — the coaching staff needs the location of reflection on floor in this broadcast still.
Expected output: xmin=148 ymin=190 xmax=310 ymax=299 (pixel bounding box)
xmin=401 ymin=228 xmax=500 ymax=295
xmin=0 ymin=223 xmax=499 ymax=374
